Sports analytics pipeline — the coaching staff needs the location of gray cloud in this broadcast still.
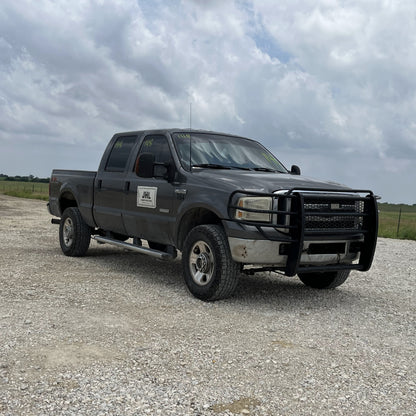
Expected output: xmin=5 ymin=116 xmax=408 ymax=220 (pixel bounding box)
xmin=0 ymin=0 xmax=415 ymax=203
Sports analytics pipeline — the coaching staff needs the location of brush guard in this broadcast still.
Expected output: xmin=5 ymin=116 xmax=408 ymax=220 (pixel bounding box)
xmin=228 ymin=188 xmax=378 ymax=276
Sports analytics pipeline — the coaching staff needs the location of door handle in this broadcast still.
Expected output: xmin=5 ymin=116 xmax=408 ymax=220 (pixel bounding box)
xmin=97 ymin=179 xmax=102 ymax=189
xmin=124 ymin=181 xmax=130 ymax=192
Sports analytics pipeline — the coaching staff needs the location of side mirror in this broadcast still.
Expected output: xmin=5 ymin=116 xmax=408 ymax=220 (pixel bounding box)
xmin=155 ymin=162 xmax=176 ymax=182
xmin=290 ymin=165 xmax=301 ymax=175
xmin=153 ymin=162 xmax=168 ymax=178
xmin=136 ymin=154 xmax=175 ymax=182
xmin=136 ymin=153 xmax=155 ymax=178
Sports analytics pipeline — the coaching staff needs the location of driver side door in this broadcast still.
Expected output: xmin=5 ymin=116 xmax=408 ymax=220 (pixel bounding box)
xmin=122 ymin=134 xmax=176 ymax=245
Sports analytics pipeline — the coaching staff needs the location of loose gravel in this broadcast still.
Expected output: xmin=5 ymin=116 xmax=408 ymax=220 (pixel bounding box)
xmin=0 ymin=194 xmax=415 ymax=415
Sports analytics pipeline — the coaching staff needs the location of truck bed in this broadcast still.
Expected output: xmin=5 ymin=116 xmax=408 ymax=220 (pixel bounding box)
xmin=48 ymin=170 xmax=97 ymax=227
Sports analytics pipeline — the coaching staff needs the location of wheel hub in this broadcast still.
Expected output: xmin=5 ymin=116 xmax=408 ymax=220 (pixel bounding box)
xmin=189 ymin=241 xmax=215 ymax=286
xmin=196 ymin=253 xmax=210 ymax=273
xmin=63 ymin=217 xmax=74 ymax=247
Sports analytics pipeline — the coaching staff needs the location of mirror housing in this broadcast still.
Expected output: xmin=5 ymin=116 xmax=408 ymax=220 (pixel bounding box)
xmin=290 ymin=165 xmax=301 ymax=175
xmin=154 ymin=162 xmax=170 ymax=180
xmin=136 ymin=153 xmax=155 ymax=178
xmin=157 ymin=162 xmax=176 ymax=182
xmin=136 ymin=153 xmax=175 ymax=182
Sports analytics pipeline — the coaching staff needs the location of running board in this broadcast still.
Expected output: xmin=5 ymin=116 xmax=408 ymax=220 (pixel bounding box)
xmin=91 ymin=236 xmax=174 ymax=260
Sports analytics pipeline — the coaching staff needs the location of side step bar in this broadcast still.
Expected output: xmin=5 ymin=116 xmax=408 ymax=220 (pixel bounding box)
xmin=91 ymin=236 xmax=174 ymax=260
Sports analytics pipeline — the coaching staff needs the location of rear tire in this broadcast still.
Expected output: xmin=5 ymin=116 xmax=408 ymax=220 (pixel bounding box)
xmin=59 ymin=207 xmax=91 ymax=257
xmin=182 ymin=225 xmax=239 ymax=301
xmin=298 ymin=270 xmax=350 ymax=289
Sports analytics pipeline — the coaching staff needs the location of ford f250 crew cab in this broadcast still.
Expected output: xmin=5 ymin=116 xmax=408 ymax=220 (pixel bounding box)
xmin=48 ymin=129 xmax=378 ymax=301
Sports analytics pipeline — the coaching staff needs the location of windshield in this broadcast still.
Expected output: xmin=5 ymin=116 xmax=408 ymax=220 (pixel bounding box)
xmin=172 ymin=132 xmax=287 ymax=173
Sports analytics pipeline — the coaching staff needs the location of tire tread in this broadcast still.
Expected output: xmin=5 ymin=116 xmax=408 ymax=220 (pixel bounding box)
xmin=182 ymin=224 xmax=239 ymax=301
xmin=59 ymin=207 xmax=91 ymax=257
xmin=298 ymin=270 xmax=350 ymax=289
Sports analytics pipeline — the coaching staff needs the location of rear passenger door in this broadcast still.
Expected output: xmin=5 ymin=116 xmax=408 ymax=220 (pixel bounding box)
xmin=123 ymin=134 xmax=176 ymax=245
xmin=93 ymin=135 xmax=137 ymax=235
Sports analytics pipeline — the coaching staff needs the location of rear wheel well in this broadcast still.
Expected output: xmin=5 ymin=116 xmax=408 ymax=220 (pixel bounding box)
xmin=59 ymin=192 xmax=77 ymax=215
xmin=177 ymin=208 xmax=222 ymax=250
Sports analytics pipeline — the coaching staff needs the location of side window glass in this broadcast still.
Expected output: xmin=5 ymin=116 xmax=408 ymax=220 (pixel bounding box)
xmin=138 ymin=135 xmax=172 ymax=163
xmin=105 ymin=136 xmax=136 ymax=172
xmin=136 ymin=135 xmax=173 ymax=178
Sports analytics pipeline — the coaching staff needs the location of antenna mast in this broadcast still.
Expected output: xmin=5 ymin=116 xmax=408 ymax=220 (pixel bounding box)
xmin=189 ymin=101 xmax=192 ymax=171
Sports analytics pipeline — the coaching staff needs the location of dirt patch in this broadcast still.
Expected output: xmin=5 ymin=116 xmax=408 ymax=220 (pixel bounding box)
xmin=211 ymin=397 xmax=261 ymax=414
xmin=37 ymin=343 xmax=126 ymax=369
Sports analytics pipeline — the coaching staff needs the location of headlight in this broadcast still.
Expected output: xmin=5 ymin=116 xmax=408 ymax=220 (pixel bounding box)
xmin=235 ymin=197 xmax=272 ymax=222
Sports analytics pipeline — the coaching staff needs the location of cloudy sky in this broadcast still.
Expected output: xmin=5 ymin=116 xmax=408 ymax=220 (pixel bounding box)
xmin=1 ymin=0 xmax=415 ymax=204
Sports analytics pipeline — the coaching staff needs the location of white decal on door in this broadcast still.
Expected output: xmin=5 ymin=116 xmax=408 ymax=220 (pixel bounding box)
xmin=137 ymin=186 xmax=157 ymax=208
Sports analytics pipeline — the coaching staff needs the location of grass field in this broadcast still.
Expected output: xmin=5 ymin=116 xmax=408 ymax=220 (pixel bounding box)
xmin=0 ymin=180 xmax=415 ymax=241
xmin=0 ymin=180 xmax=49 ymax=201
xmin=378 ymin=203 xmax=416 ymax=241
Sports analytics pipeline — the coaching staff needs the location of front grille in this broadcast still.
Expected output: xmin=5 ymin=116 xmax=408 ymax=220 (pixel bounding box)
xmin=304 ymin=200 xmax=364 ymax=213
xmin=305 ymin=216 xmax=358 ymax=230
xmin=303 ymin=198 xmax=364 ymax=232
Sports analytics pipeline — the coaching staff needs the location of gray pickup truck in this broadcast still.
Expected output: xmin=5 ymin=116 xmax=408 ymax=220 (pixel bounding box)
xmin=48 ymin=129 xmax=378 ymax=300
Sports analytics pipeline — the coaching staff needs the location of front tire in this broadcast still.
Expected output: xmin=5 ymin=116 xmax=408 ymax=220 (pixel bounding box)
xmin=298 ymin=270 xmax=350 ymax=289
xmin=59 ymin=207 xmax=91 ymax=257
xmin=182 ymin=225 xmax=239 ymax=301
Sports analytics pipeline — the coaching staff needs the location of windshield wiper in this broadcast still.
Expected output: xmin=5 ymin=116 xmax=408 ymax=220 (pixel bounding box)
xmin=192 ymin=164 xmax=254 ymax=171
xmin=192 ymin=163 xmax=231 ymax=170
xmin=252 ymin=167 xmax=277 ymax=172
xmin=228 ymin=166 xmax=252 ymax=171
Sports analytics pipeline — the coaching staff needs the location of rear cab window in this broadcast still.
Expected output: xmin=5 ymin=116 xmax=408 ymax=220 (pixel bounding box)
xmin=105 ymin=136 xmax=137 ymax=172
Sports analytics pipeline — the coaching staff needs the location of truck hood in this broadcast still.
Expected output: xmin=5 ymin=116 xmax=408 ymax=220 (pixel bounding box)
xmin=192 ymin=169 xmax=351 ymax=193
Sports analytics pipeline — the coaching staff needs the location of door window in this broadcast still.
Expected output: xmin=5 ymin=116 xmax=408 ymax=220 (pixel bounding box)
xmin=139 ymin=135 xmax=172 ymax=163
xmin=136 ymin=135 xmax=173 ymax=176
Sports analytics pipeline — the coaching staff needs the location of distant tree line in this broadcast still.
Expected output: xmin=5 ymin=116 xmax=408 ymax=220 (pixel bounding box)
xmin=0 ymin=174 xmax=49 ymax=183
xmin=379 ymin=202 xmax=416 ymax=211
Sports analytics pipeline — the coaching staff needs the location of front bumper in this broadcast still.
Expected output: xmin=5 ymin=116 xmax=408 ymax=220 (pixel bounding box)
xmin=228 ymin=237 xmax=360 ymax=267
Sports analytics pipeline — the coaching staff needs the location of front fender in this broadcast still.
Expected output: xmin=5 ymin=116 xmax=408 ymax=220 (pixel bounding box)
xmin=174 ymin=188 xmax=230 ymax=249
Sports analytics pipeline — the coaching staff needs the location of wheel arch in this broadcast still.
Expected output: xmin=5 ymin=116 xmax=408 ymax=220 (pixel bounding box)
xmin=176 ymin=207 xmax=223 ymax=251
xmin=59 ymin=189 xmax=78 ymax=216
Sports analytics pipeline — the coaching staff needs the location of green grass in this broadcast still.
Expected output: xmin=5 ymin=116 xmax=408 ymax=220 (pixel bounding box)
xmin=378 ymin=203 xmax=416 ymax=241
xmin=0 ymin=181 xmax=49 ymax=201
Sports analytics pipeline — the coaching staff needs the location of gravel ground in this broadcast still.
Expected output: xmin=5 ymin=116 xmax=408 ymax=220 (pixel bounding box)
xmin=0 ymin=194 xmax=415 ymax=416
